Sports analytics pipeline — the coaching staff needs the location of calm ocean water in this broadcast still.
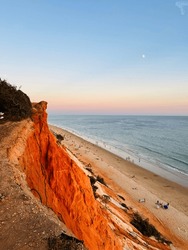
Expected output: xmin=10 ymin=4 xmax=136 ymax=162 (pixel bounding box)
xmin=48 ymin=115 xmax=188 ymax=187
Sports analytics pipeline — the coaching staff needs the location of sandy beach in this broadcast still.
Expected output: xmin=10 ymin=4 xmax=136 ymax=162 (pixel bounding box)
xmin=50 ymin=125 xmax=188 ymax=249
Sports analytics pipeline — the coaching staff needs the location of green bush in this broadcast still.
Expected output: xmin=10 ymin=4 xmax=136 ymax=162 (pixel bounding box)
xmin=131 ymin=213 xmax=171 ymax=244
xmin=89 ymin=176 xmax=98 ymax=198
xmin=96 ymin=175 xmax=107 ymax=186
xmin=120 ymin=203 xmax=129 ymax=210
xmin=48 ymin=232 xmax=85 ymax=249
xmin=0 ymin=79 xmax=32 ymax=122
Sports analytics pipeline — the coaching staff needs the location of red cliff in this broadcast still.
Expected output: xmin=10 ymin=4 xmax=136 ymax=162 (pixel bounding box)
xmin=13 ymin=101 xmax=122 ymax=250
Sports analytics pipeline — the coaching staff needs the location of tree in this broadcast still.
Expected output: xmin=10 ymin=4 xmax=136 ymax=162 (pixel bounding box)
xmin=0 ymin=79 xmax=32 ymax=122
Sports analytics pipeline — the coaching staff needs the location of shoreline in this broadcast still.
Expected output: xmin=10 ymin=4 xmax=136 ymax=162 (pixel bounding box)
xmin=50 ymin=124 xmax=188 ymax=248
xmin=50 ymin=123 xmax=188 ymax=188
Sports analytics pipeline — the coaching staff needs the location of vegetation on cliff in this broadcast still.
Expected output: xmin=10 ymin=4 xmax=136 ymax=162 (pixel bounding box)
xmin=48 ymin=233 xmax=85 ymax=250
xmin=131 ymin=213 xmax=172 ymax=245
xmin=0 ymin=79 xmax=32 ymax=122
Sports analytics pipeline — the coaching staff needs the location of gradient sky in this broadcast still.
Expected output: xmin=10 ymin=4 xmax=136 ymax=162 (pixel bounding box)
xmin=1 ymin=0 xmax=188 ymax=115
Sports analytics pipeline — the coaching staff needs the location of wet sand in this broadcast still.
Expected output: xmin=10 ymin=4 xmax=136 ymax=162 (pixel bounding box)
xmin=50 ymin=125 xmax=188 ymax=249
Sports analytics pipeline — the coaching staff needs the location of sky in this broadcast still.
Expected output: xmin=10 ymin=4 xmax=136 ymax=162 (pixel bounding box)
xmin=0 ymin=0 xmax=188 ymax=115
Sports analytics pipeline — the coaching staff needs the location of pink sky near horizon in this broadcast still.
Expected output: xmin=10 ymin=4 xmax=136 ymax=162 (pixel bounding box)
xmin=43 ymin=93 xmax=187 ymax=115
xmin=27 ymin=91 xmax=188 ymax=116
xmin=26 ymin=78 xmax=188 ymax=115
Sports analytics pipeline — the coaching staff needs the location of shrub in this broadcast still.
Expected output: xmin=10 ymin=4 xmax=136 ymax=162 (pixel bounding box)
xmin=120 ymin=203 xmax=129 ymax=210
xmin=56 ymin=133 xmax=64 ymax=141
xmin=0 ymin=79 xmax=32 ymax=122
xmin=96 ymin=175 xmax=107 ymax=186
xmin=89 ymin=176 xmax=98 ymax=198
xmin=48 ymin=232 xmax=85 ymax=250
xmin=131 ymin=213 xmax=171 ymax=244
xmin=85 ymin=167 xmax=94 ymax=174
xmin=118 ymin=194 xmax=125 ymax=200
xmin=102 ymin=195 xmax=110 ymax=202
xmin=89 ymin=176 xmax=96 ymax=186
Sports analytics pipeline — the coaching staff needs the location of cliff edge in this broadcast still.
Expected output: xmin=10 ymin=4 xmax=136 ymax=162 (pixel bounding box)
xmin=0 ymin=101 xmax=173 ymax=250
xmin=4 ymin=101 xmax=121 ymax=250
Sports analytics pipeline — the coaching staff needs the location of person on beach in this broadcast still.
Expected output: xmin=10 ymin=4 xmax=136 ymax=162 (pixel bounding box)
xmin=156 ymin=200 xmax=160 ymax=209
xmin=155 ymin=200 xmax=163 ymax=208
xmin=139 ymin=198 xmax=145 ymax=203
xmin=155 ymin=201 xmax=169 ymax=209
xmin=163 ymin=203 xmax=169 ymax=209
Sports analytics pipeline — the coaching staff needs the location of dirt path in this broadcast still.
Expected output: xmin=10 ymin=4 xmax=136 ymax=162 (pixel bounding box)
xmin=0 ymin=121 xmax=85 ymax=250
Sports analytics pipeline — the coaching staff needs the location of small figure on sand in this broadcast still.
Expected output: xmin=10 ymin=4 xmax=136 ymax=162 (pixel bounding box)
xmin=155 ymin=200 xmax=169 ymax=209
xmin=155 ymin=200 xmax=161 ymax=209
xmin=139 ymin=198 xmax=146 ymax=203
xmin=163 ymin=203 xmax=169 ymax=209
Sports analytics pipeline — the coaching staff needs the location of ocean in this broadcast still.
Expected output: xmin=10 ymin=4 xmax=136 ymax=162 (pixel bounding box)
xmin=48 ymin=115 xmax=188 ymax=187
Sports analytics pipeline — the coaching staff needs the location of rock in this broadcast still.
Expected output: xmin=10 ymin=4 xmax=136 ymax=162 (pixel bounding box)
xmin=8 ymin=101 xmax=122 ymax=250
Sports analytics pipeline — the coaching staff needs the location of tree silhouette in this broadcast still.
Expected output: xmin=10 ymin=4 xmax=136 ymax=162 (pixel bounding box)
xmin=0 ymin=79 xmax=32 ymax=122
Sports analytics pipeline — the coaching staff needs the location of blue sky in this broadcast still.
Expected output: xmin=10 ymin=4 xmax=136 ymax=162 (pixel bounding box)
xmin=1 ymin=0 xmax=188 ymax=115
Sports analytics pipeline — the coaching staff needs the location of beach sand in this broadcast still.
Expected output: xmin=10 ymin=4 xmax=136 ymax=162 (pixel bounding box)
xmin=50 ymin=125 xmax=188 ymax=249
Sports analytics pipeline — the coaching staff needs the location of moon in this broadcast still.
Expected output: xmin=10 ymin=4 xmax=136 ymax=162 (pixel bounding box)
xmin=142 ymin=54 xmax=146 ymax=59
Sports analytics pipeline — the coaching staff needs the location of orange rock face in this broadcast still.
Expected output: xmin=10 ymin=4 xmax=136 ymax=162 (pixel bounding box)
xmin=18 ymin=102 xmax=122 ymax=250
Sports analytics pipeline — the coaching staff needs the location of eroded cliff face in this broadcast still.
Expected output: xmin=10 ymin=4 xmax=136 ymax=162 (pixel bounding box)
xmin=6 ymin=102 xmax=173 ymax=250
xmin=9 ymin=101 xmax=122 ymax=250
